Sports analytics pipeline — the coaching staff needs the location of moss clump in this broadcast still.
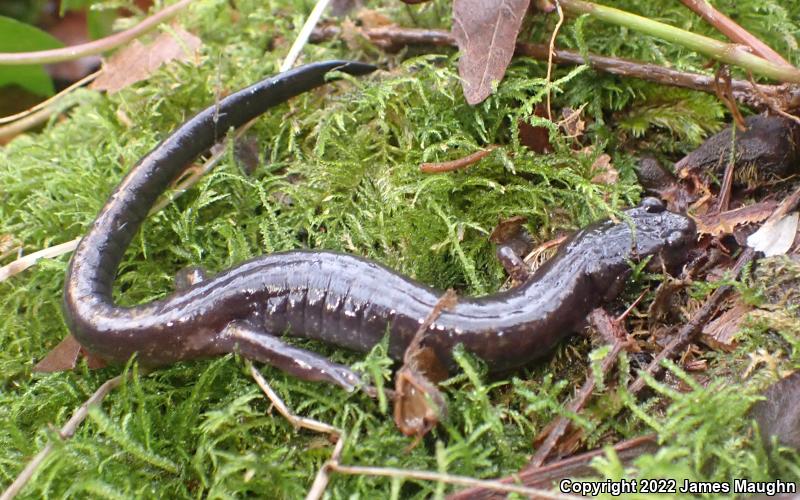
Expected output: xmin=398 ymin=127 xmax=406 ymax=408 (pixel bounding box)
xmin=1 ymin=0 xmax=799 ymax=497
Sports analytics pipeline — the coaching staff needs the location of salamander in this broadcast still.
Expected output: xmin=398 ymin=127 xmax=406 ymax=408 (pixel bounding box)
xmin=63 ymin=60 xmax=696 ymax=391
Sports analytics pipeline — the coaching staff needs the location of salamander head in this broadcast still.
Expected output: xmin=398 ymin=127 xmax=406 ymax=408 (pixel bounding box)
xmin=557 ymin=197 xmax=695 ymax=301
xmin=564 ymin=197 xmax=696 ymax=279
xmin=625 ymin=197 xmax=696 ymax=270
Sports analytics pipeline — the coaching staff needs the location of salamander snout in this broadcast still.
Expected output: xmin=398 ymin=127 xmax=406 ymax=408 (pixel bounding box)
xmin=645 ymin=207 xmax=696 ymax=271
xmin=624 ymin=198 xmax=696 ymax=272
xmin=641 ymin=196 xmax=666 ymax=213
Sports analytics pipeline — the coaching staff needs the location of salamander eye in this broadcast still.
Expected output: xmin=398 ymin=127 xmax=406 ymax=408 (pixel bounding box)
xmin=642 ymin=197 xmax=665 ymax=213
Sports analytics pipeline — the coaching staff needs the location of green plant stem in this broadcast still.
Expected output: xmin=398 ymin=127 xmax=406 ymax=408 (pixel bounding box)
xmin=559 ymin=0 xmax=800 ymax=83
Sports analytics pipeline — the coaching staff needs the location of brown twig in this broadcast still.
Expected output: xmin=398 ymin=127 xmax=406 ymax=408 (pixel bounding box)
xmin=746 ymin=73 xmax=800 ymax=125
xmin=764 ymin=183 xmax=800 ymax=224
xmin=249 ymin=363 xmax=340 ymax=435
xmin=419 ymin=146 xmax=497 ymax=173
xmin=716 ymin=153 xmax=735 ymax=214
xmin=447 ymin=434 xmax=658 ymax=500
xmin=614 ymin=289 xmax=648 ymax=323
xmin=529 ymin=309 xmax=629 ymax=467
xmin=0 ymin=0 xmax=192 ymax=65
xmin=394 ymin=289 xmax=457 ymax=438
xmin=546 ymin=0 xmax=566 ymax=120
xmin=0 ymin=238 xmax=80 ymax=283
xmin=404 ymin=289 xmax=458 ymax=360
xmin=1 ymin=375 xmax=123 ymax=500
xmin=678 ymin=0 xmax=793 ymax=68
xmin=628 ymin=246 xmax=755 ymax=395
xmin=321 ymin=463 xmax=582 ymax=499
xmin=713 ymin=66 xmax=747 ymax=131
xmin=310 ymin=25 xmax=800 ymax=111
xmin=305 ymin=432 xmax=346 ymax=500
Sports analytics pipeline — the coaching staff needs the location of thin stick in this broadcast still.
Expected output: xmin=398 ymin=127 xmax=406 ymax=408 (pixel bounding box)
xmin=0 ymin=237 xmax=80 ymax=283
xmin=628 ymin=247 xmax=755 ymax=394
xmin=310 ymin=25 xmax=800 ymax=111
xmin=614 ymin=289 xmax=648 ymax=323
xmin=558 ymin=0 xmax=800 ymax=84
xmin=530 ymin=309 xmax=627 ymax=467
xmin=545 ymin=0 xmax=565 ymax=120
xmin=0 ymin=375 xmax=123 ymax=500
xmin=305 ymin=434 xmax=346 ymax=500
xmin=716 ymin=135 xmax=736 ymax=213
xmin=325 ymin=463 xmax=582 ymax=499
xmin=713 ymin=66 xmax=747 ymax=131
xmin=249 ymin=363 xmax=340 ymax=435
xmin=0 ymin=71 xmax=99 ymax=125
xmin=447 ymin=434 xmax=657 ymax=500
xmin=678 ymin=0 xmax=792 ymax=68
xmin=763 ymin=183 xmax=800 ymax=224
xmin=0 ymin=0 xmax=192 ymax=65
xmin=404 ymin=289 xmax=458 ymax=362
xmin=746 ymin=73 xmax=800 ymax=126
xmin=280 ymin=0 xmax=332 ymax=72
xmin=0 ymin=106 xmax=58 ymax=142
xmin=419 ymin=146 xmax=497 ymax=173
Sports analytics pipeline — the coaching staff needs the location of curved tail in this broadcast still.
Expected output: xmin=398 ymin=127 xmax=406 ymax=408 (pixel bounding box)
xmin=63 ymin=61 xmax=376 ymax=359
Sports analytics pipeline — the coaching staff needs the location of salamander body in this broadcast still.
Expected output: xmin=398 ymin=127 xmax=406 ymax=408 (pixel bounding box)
xmin=63 ymin=61 xmax=696 ymax=389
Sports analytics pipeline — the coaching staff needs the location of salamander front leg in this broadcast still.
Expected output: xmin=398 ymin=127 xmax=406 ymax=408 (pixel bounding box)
xmin=222 ymin=321 xmax=362 ymax=392
xmin=496 ymin=245 xmax=531 ymax=282
xmin=491 ymin=217 xmax=534 ymax=283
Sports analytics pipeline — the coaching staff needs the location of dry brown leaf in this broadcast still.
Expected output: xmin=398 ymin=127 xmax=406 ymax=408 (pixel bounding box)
xmin=647 ymin=275 xmax=689 ymax=326
xmin=695 ymin=200 xmax=778 ymax=236
xmin=590 ymin=153 xmax=619 ymax=185
xmin=489 ymin=215 xmax=528 ymax=244
xmin=92 ymin=25 xmax=201 ymax=94
xmin=518 ymin=104 xmax=553 ymax=153
xmin=34 ymin=334 xmax=107 ymax=372
xmin=559 ymin=107 xmax=585 ymax=138
xmin=452 ymin=0 xmax=530 ymax=105
xmin=340 ymin=18 xmax=367 ymax=50
xmin=358 ymin=9 xmax=393 ymax=28
xmin=701 ymin=300 xmax=752 ymax=351
xmin=518 ymin=121 xmax=552 ymax=154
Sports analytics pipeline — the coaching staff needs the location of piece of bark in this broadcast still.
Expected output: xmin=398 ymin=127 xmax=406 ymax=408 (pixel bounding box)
xmin=675 ymin=114 xmax=800 ymax=189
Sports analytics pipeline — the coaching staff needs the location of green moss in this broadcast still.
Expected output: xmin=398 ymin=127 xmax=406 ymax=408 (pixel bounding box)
xmin=1 ymin=0 xmax=799 ymax=497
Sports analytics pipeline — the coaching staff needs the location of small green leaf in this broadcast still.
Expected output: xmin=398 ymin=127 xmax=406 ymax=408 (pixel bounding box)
xmin=0 ymin=16 xmax=64 ymax=97
xmin=87 ymin=8 xmax=118 ymax=40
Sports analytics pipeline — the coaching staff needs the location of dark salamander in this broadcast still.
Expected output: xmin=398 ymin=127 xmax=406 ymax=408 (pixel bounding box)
xmin=63 ymin=61 xmax=696 ymax=391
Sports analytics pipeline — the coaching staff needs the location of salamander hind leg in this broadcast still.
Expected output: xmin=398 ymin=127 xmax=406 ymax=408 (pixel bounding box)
xmin=174 ymin=266 xmax=209 ymax=291
xmin=221 ymin=320 xmax=362 ymax=392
